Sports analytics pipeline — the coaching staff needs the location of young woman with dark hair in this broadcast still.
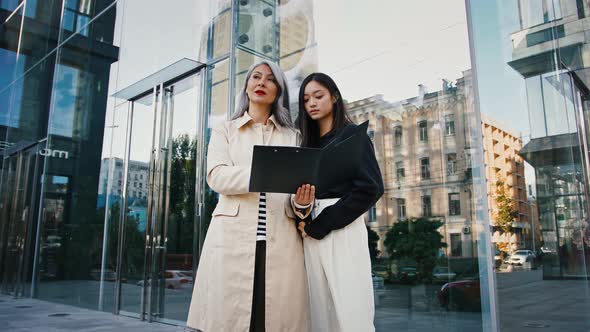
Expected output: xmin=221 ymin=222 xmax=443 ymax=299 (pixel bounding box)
xmin=296 ymin=72 xmax=384 ymax=332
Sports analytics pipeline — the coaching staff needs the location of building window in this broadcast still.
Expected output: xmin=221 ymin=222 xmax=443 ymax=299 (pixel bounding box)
xmin=394 ymin=126 xmax=402 ymax=145
xmin=118 ymin=180 xmax=122 ymax=187
xmin=133 ymin=182 xmax=137 ymax=188
xmin=465 ymin=150 xmax=472 ymax=168
xmin=447 ymin=153 xmax=457 ymax=175
xmin=140 ymin=174 xmax=143 ymax=180
xmin=420 ymin=158 xmax=430 ymax=180
xmin=449 ymin=193 xmax=461 ymax=216
xmin=395 ymin=161 xmax=405 ymax=181
xmin=444 ymin=114 xmax=455 ymax=136
xmin=397 ymin=199 xmax=406 ymax=219
xmin=519 ymin=0 xmax=563 ymax=29
xmin=526 ymin=25 xmax=565 ymax=47
xmin=135 ymin=173 xmax=138 ymax=180
xmin=418 ymin=121 xmax=428 ymax=142
xmin=422 ymin=196 xmax=432 ymax=217
xmin=139 ymin=183 xmax=142 ymax=189
xmin=133 ymin=191 xmax=137 ymax=197
xmin=368 ymin=205 xmax=377 ymax=222
xmin=450 ymin=233 xmax=462 ymax=257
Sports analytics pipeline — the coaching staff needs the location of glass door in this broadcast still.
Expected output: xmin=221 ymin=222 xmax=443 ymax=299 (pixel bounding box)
xmin=114 ymin=60 xmax=205 ymax=323
xmin=151 ymin=72 xmax=202 ymax=323
xmin=0 ymin=145 xmax=42 ymax=297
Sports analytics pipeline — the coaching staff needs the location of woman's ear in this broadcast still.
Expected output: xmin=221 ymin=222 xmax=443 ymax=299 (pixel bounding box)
xmin=332 ymin=94 xmax=339 ymax=104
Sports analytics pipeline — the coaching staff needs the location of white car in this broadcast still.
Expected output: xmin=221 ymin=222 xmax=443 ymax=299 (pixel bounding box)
xmin=507 ymin=250 xmax=536 ymax=265
xmin=137 ymin=270 xmax=193 ymax=289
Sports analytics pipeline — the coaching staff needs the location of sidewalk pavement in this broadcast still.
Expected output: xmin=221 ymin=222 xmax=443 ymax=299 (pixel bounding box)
xmin=0 ymin=295 xmax=192 ymax=332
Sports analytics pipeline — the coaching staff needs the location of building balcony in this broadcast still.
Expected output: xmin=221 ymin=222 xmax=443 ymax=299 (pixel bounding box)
xmin=509 ymin=16 xmax=590 ymax=77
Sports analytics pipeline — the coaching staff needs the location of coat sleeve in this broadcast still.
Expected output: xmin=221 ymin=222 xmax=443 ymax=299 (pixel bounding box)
xmin=304 ymin=134 xmax=384 ymax=240
xmin=206 ymin=122 xmax=251 ymax=195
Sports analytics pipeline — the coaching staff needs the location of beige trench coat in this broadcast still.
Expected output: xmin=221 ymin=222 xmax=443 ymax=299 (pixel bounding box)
xmin=187 ymin=113 xmax=311 ymax=332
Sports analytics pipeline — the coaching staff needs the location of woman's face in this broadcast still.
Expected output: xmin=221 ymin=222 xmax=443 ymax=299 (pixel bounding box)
xmin=246 ymin=64 xmax=278 ymax=107
xmin=303 ymin=80 xmax=337 ymax=122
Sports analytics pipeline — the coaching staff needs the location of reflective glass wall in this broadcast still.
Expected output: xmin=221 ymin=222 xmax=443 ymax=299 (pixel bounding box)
xmin=2 ymin=0 xmax=590 ymax=331
xmin=469 ymin=0 xmax=590 ymax=330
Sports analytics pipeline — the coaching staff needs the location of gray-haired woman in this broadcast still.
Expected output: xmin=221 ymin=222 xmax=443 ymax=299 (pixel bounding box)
xmin=187 ymin=62 xmax=314 ymax=332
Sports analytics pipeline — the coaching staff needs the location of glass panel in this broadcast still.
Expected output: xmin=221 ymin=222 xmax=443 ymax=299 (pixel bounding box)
xmin=2 ymin=0 xmax=215 ymax=323
xmin=60 ymin=0 xmax=116 ymax=42
xmin=470 ymin=0 xmax=590 ymax=330
xmin=526 ymin=76 xmax=547 ymax=139
xmin=112 ymin=0 xmax=204 ymax=91
xmin=236 ymin=0 xmax=278 ymax=59
xmin=542 ymin=72 xmax=577 ymax=136
xmin=14 ymin=150 xmax=42 ymax=298
xmin=0 ymin=0 xmax=20 ymax=12
xmin=35 ymin=4 xmax=119 ymax=310
xmin=0 ymin=155 xmax=19 ymax=293
xmin=294 ymin=1 xmax=490 ymax=329
xmin=14 ymin=0 xmax=64 ymax=73
xmin=158 ymin=73 xmax=201 ymax=322
xmin=119 ymin=95 xmax=154 ymax=315
xmin=208 ymin=59 xmax=230 ymax=128
xmin=199 ymin=61 xmax=228 ymax=253
xmin=211 ymin=9 xmax=231 ymax=59
xmin=96 ymin=101 xmax=129 ymax=313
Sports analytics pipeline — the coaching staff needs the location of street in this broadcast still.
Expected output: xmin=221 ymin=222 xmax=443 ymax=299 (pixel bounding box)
xmin=1 ymin=269 xmax=590 ymax=331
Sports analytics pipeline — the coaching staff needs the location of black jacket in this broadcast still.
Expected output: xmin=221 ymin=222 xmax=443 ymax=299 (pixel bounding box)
xmin=303 ymin=123 xmax=384 ymax=240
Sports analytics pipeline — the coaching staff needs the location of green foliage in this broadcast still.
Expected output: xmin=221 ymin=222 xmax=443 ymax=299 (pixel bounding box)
xmin=367 ymin=227 xmax=380 ymax=262
xmin=168 ymin=134 xmax=197 ymax=254
xmin=384 ymin=218 xmax=447 ymax=278
xmin=104 ymin=202 xmax=144 ymax=279
xmin=494 ymin=176 xmax=519 ymax=254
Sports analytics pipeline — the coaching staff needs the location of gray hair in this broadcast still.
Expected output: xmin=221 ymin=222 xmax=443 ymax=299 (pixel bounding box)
xmin=231 ymin=61 xmax=294 ymax=129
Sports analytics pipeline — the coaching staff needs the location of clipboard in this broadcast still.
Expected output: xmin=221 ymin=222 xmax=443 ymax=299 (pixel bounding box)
xmin=249 ymin=121 xmax=369 ymax=194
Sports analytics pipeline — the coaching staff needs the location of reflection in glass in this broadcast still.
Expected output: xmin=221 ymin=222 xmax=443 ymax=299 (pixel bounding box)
xmin=119 ymin=97 xmax=153 ymax=316
xmin=159 ymin=73 xmax=201 ymax=322
xmin=211 ymin=9 xmax=231 ymax=59
xmin=236 ymin=0 xmax=278 ymax=58
xmin=471 ymin=0 xmax=590 ymax=330
xmin=34 ymin=2 xmax=118 ymax=310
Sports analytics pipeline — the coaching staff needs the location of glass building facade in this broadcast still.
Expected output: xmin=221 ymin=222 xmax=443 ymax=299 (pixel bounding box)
xmin=1 ymin=0 xmax=590 ymax=330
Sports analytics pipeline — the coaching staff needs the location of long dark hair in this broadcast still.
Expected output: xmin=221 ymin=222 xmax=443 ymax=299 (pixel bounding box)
xmin=296 ymin=73 xmax=352 ymax=147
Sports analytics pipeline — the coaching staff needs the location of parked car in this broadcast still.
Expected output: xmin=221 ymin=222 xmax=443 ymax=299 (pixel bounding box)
xmin=397 ymin=266 xmax=420 ymax=283
xmin=137 ymin=270 xmax=193 ymax=289
xmin=89 ymin=268 xmax=127 ymax=283
xmin=493 ymin=248 xmax=504 ymax=268
xmin=437 ymin=278 xmax=481 ymax=311
xmin=432 ymin=266 xmax=456 ymax=283
xmin=372 ymin=265 xmax=390 ymax=280
xmin=507 ymin=250 xmax=536 ymax=265
xmin=42 ymin=235 xmax=62 ymax=249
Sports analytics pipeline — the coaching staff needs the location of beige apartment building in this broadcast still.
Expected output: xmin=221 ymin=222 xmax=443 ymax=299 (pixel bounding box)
xmin=482 ymin=115 xmax=530 ymax=251
xmin=348 ymin=71 xmax=530 ymax=257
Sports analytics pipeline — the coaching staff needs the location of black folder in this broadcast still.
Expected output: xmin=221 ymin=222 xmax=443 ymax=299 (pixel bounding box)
xmin=249 ymin=121 xmax=369 ymax=194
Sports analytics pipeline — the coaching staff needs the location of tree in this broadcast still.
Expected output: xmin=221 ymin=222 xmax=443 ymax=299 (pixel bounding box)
xmin=494 ymin=176 xmax=519 ymax=256
xmin=367 ymin=227 xmax=380 ymax=262
xmin=168 ymin=134 xmax=197 ymax=254
xmin=384 ymin=218 xmax=447 ymax=279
